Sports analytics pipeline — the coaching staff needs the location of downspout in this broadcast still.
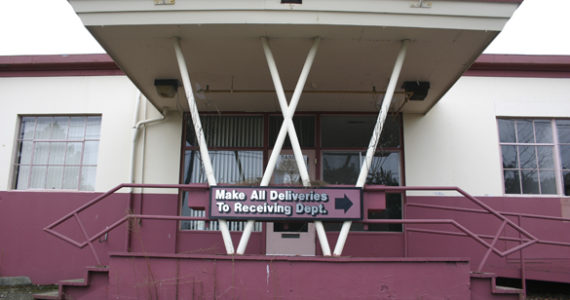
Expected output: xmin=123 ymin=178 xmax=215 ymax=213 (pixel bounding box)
xmin=125 ymin=91 xmax=166 ymax=251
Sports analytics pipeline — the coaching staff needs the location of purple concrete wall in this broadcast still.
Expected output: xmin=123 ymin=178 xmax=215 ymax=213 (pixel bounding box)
xmin=0 ymin=191 xmax=128 ymax=284
xmin=406 ymin=196 xmax=570 ymax=283
xmin=108 ymin=253 xmax=471 ymax=300
xmin=0 ymin=191 xmax=264 ymax=284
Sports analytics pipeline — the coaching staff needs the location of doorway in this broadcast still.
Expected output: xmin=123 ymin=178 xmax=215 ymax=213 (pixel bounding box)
xmin=265 ymin=150 xmax=316 ymax=255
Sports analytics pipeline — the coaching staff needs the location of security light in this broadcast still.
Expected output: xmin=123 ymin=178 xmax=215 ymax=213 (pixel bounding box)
xmin=154 ymin=79 xmax=179 ymax=98
xmin=402 ymin=81 xmax=430 ymax=101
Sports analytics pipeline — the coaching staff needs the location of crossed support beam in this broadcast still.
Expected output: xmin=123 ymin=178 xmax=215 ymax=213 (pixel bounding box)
xmin=174 ymin=36 xmax=409 ymax=256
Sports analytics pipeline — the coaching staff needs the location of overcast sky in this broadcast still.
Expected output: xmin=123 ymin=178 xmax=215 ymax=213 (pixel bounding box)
xmin=0 ymin=0 xmax=569 ymax=56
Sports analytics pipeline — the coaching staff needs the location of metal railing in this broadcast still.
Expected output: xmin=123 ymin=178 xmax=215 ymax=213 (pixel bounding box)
xmin=44 ymin=183 xmax=570 ymax=288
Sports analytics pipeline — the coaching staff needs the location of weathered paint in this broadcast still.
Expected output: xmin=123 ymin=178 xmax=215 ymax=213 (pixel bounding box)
xmin=108 ymin=253 xmax=471 ymax=300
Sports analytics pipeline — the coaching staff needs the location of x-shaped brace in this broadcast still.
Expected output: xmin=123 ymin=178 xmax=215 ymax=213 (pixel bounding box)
xmin=236 ymin=37 xmax=332 ymax=256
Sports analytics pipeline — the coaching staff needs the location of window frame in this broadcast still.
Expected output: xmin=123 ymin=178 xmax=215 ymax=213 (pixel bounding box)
xmin=13 ymin=114 xmax=102 ymax=191
xmin=179 ymin=112 xmax=406 ymax=232
xmin=498 ymin=117 xmax=569 ymax=196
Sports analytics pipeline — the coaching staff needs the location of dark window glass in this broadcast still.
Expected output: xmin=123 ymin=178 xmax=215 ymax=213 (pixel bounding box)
xmin=269 ymin=116 xmax=315 ymax=148
xmin=321 ymin=115 xmax=401 ymax=148
xmin=560 ymin=145 xmax=570 ymax=170
xmin=322 ymin=151 xmax=400 ymax=186
xmin=564 ymin=171 xmax=570 ymax=196
xmin=535 ymin=120 xmax=553 ymax=143
xmin=504 ymin=170 xmax=521 ymax=194
xmin=498 ymin=119 xmax=516 ymax=143
xmin=557 ymin=120 xmax=570 ymax=144
xmin=539 ymin=171 xmax=557 ymax=195
xmin=516 ymin=120 xmax=534 ymax=143
xmin=521 ymin=170 xmax=539 ymax=194
xmin=501 ymin=145 xmax=518 ymax=168
xmin=186 ymin=115 xmax=263 ymax=147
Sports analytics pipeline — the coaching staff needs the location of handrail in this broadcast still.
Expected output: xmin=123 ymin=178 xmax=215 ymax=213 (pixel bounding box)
xmin=44 ymin=183 xmax=570 ymax=277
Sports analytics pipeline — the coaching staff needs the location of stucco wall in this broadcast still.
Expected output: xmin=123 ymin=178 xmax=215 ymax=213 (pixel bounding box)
xmin=403 ymin=76 xmax=570 ymax=197
xmin=0 ymin=75 xmax=182 ymax=193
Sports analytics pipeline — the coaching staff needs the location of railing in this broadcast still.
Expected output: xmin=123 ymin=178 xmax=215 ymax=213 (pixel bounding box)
xmin=45 ymin=183 xmax=570 ymax=290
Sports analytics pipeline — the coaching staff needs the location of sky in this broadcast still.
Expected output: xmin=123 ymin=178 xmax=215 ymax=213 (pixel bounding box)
xmin=0 ymin=0 xmax=569 ymax=56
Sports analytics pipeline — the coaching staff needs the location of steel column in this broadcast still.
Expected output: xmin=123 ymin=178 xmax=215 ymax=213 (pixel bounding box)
xmin=174 ymin=38 xmax=235 ymax=255
xmin=334 ymin=40 xmax=409 ymax=256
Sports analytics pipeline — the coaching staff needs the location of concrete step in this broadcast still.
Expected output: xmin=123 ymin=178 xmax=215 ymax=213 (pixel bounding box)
xmin=32 ymin=289 xmax=60 ymax=300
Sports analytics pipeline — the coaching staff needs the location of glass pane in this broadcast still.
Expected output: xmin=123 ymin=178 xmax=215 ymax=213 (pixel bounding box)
xmin=33 ymin=142 xmax=50 ymax=164
xmin=48 ymin=142 xmax=66 ymax=165
xmin=534 ymin=120 xmax=552 ymax=143
xmin=20 ymin=117 xmax=35 ymax=139
xmin=557 ymin=120 xmax=570 ymax=144
xmin=65 ymin=142 xmax=83 ymax=164
xmin=518 ymin=145 xmax=537 ymax=169
xmin=183 ymin=150 xmax=205 ymax=184
xmin=504 ymin=170 xmax=521 ymax=194
xmin=516 ymin=120 xmax=534 ymax=143
xmin=46 ymin=166 xmax=63 ymax=189
xmin=210 ymin=151 xmax=263 ymax=184
xmin=536 ymin=146 xmax=554 ymax=169
xmin=63 ymin=166 xmax=79 ymax=189
xmin=322 ymin=152 xmax=360 ymax=185
xmin=15 ymin=165 xmax=30 ymax=189
xmin=83 ymin=141 xmax=99 ymax=165
xmin=321 ymin=116 xmax=376 ymax=148
xmin=29 ymin=166 xmax=47 ymax=189
xmin=80 ymin=166 xmax=97 ymax=191
xmin=379 ymin=115 xmax=402 ymax=148
xmin=68 ymin=117 xmax=85 ymax=140
xmin=272 ymin=154 xmax=308 ymax=185
xmin=35 ymin=117 xmax=52 ymax=140
xmin=367 ymin=152 xmax=400 ymax=186
xmin=18 ymin=141 xmax=33 ymax=165
xmin=51 ymin=117 xmax=68 ymax=139
xmin=183 ymin=150 xmax=263 ymax=184
xmin=85 ymin=116 xmax=101 ymax=139
xmin=560 ymin=145 xmax=570 ymax=170
xmin=269 ymin=116 xmax=315 ymax=148
xmin=521 ymin=170 xmax=539 ymax=194
xmin=539 ymin=171 xmax=557 ymax=195
xmin=202 ymin=116 xmax=263 ymax=147
xmin=562 ymin=172 xmax=570 ymax=196
xmin=498 ymin=119 xmax=516 ymax=143
xmin=501 ymin=145 xmax=518 ymax=168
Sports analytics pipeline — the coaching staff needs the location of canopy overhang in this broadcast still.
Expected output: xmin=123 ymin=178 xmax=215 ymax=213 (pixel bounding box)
xmin=69 ymin=0 xmax=522 ymax=114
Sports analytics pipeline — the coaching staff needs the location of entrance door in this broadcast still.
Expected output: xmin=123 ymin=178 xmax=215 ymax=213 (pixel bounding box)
xmin=265 ymin=150 xmax=316 ymax=255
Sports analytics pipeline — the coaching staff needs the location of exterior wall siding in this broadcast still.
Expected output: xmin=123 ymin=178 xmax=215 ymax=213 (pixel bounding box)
xmin=404 ymin=76 xmax=570 ymax=196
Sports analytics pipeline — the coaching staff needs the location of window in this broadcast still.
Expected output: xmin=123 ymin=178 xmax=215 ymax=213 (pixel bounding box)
xmin=320 ymin=114 xmax=403 ymax=232
xmin=14 ymin=116 xmax=101 ymax=191
xmin=498 ymin=118 xmax=569 ymax=195
xmin=181 ymin=115 xmax=264 ymax=231
xmin=180 ymin=113 xmax=405 ymax=231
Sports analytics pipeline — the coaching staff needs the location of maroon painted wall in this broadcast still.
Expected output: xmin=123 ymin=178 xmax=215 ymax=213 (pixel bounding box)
xmin=0 ymin=191 xmax=128 ymax=284
xmin=1 ymin=190 xmax=569 ymax=285
xmin=406 ymin=195 xmax=570 ymax=283
xmin=109 ymin=253 xmax=471 ymax=300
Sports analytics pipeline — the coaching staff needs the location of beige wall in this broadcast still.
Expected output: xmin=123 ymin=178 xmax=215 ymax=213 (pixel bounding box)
xmin=0 ymin=75 xmax=182 ymax=193
xmin=403 ymin=76 xmax=570 ymax=196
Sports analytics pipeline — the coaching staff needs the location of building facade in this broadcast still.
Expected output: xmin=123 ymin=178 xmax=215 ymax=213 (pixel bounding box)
xmin=1 ymin=1 xmax=570 ymax=299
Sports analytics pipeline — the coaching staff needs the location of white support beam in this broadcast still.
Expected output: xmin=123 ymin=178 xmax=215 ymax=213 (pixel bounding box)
xmin=236 ymin=37 xmax=331 ymax=256
xmin=333 ymin=39 xmax=409 ymax=256
xmin=174 ymin=38 xmax=235 ymax=255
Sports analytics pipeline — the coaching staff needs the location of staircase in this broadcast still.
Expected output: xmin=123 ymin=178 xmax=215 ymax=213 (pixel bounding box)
xmin=471 ymin=272 xmax=524 ymax=300
xmin=33 ymin=266 xmax=109 ymax=300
